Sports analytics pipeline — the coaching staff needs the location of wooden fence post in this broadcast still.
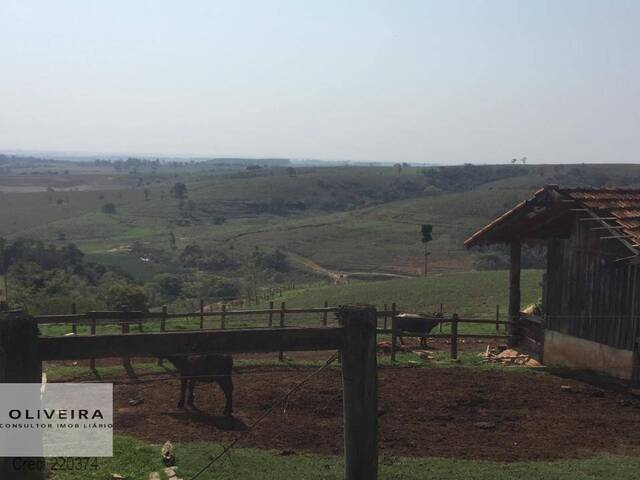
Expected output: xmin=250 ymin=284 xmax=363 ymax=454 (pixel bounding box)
xmin=157 ymin=306 xmax=167 ymax=367
xmin=391 ymin=317 xmax=398 ymax=362
xmin=338 ymin=305 xmax=378 ymax=480
xmin=390 ymin=302 xmax=398 ymax=362
xmin=71 ymin=302 xmax=77 ymax=335
xmin=383 ymin=303 xmax=388 ymax=331
xmin=121 ymin=311 xmax=132 ymax=372
xmin=451 ymin=313 xmax=459 ymax=360
xmin=221 ymin=304 xmax=226 ymax=330
xmin=89 ymin=312 xmax=97 ymax=371
xmin=508 ymin=240 xmax=521 ymax=345
xmin=323 ymin=300 xmax=329 ymax=326
xmin=0 ymin=310 xmax=45 ymax=480
xmin=268 ymin=301 xmax=274 ymax=327
xmin=496 ymin=304 xmax=500 ymax=332
xmin=439 ymin=303 xmax=443 ymax=332
xmin=199 ymin=299 xmax=205 ymax=329
xmin=278 ymin=302 xmax=285 ymax=362
xmin=160 ymin=306 xmax=167 ymax=332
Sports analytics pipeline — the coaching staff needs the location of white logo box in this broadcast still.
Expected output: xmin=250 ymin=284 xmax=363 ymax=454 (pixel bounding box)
xmin=0 ymin=383 xmax=113 ymax=457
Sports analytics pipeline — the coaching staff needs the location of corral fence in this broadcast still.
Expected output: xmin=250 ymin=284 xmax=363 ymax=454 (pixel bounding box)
xmin=32 ymin=301 xmax=541 ymax=367
xmin=0 ymin=306 xmax=379 ymax=480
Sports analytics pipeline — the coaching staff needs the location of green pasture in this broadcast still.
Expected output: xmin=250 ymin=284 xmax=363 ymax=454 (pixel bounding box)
xmin=48 ymin=436 xmax=640 ymax=480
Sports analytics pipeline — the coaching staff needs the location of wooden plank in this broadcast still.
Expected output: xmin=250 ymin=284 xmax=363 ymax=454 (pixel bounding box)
xmin=35 ymin=313 xmax=88 ymax=324
xmin=378 ymin=332 xmax=511 ymax=339
xmin=38 ymin=327 xmax=344 ymax=361
xmin=33 ymin=307 xmax=341 ymax=324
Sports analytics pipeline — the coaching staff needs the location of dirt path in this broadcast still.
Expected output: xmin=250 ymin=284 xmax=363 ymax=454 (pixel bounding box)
xmin=112 ymin=366 xmax=640 ymax=461
xmin=287 ymin=251 xmax=414 ymax=282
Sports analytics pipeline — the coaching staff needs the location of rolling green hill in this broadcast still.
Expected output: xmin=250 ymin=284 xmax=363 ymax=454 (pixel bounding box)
xmin=2 ymin=162 xmax=640 ymax=280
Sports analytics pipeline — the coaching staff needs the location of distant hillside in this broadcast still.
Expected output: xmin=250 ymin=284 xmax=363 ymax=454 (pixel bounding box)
xmin=2 ymin=163 xmax=640 ymax=277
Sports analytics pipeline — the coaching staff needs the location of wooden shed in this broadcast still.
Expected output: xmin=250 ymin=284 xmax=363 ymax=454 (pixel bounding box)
xmin=465 ymin=185 xmax=640 ymax=380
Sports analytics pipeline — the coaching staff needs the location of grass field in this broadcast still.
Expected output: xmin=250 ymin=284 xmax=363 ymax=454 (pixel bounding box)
xmin=4 ymin=162 xmax=640 ymax=277
xmin=48 ymin=436 xmax=640 ymax=480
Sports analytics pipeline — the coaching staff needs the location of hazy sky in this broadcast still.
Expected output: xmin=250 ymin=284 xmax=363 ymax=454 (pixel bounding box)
xmin=1 ymin=1 xmax=639 ymax=164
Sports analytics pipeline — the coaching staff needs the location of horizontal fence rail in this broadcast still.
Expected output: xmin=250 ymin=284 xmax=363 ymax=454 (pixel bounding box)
xmin=33 ymin=308 xmax=404 ymax=325
xmin=39 ymin=326 xmax=344 ymax=361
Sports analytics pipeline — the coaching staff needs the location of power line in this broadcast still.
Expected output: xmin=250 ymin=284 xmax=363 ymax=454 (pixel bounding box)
xmin=189 ymin=352 xmax=339 ymax=480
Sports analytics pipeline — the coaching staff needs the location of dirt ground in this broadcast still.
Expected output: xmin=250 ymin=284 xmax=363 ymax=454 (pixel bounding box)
xmin=112 ymin=364 xmax=640 ymax=462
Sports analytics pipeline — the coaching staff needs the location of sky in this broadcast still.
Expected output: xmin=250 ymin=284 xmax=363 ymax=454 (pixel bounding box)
xmin=1 ymin=0 xmax=639 ymax=164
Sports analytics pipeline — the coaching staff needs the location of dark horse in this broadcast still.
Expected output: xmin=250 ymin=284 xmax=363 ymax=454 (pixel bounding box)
xmin=164 ymin=354 xmax=234 ymax=416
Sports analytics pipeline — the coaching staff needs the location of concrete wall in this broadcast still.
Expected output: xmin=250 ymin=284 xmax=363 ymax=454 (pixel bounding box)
xmin=543 ymin=329 xmax=634 ymax=380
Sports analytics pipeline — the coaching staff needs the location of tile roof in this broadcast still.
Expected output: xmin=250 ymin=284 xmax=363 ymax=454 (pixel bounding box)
xmin=464 ymin=185 xmax=640 ymax=253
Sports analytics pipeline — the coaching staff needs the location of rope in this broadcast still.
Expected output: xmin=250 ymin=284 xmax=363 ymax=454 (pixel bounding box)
xmin=189 ymin=352 xmax=339 ymax=480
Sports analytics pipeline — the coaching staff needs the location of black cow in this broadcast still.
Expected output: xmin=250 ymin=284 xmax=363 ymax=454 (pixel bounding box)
xmin=164 ymin=354 xmax=234 ymax=416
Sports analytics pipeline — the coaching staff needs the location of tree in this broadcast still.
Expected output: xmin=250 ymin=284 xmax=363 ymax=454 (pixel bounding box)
xmin=143 ymin=189 xmax=150 ymax=201
xmin=171 ymin=182 xmax=188 ymax=199
xmin=169 ymin=231 xmax=177 ymax=251
xmin=421 ymin=224 xmax=433 ymax=277
xmin=286 ymin=167 xmax=296 ymax=177
xmin=102 ymin=203 xmax=117 ymax=214
xmin=153 ymin=274 xmax=183 ymax=297
xmin=106 ymin=284 xmax=148 ymax=311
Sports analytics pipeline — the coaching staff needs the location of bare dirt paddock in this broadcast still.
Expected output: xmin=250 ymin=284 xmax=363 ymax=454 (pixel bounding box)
xmin=112 ymin=366 xmax=640 ymax=462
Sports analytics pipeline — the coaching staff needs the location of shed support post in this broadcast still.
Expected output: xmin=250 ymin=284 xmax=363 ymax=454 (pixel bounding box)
xmin=509 ymin=241 xmax=521 ymax=345
xmin=0 ymin=310 xmax=44 ymax=479
xmin=339 ymin=305 xmax=378 ymax=480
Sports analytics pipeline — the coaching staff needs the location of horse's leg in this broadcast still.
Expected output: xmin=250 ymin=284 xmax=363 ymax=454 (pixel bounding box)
xmin=187 ymin=379 xmax=196 ymax=406
xmin=217 ymin=377 xmax=234 ymax=416
xmin=178 ymin=377 xmax=187 ymax=408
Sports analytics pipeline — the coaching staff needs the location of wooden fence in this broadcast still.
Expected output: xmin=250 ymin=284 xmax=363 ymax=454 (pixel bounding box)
xmin=388 ymin=315 xmax=515 ymax=362
xmin=32 ymin=301 xmax=533 ymax=368
xmin=1 ymin=306 xmax=379 ymax=480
